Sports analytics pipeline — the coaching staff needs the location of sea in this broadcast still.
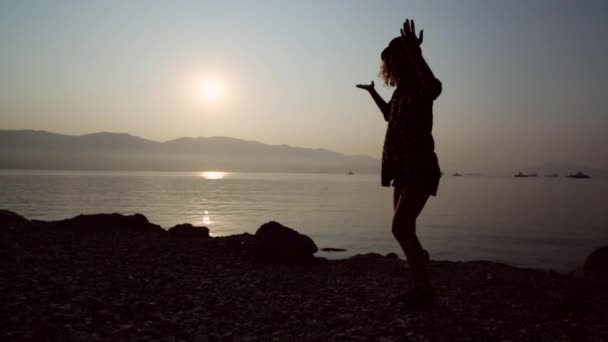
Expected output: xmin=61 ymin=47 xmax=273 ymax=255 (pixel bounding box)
xmin=1 ymin=170 xmax=607 ymax=273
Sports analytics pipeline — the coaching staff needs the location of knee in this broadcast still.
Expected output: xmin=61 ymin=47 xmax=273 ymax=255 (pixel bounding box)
xmin=392 ymin=218 xmax=415 ymax=241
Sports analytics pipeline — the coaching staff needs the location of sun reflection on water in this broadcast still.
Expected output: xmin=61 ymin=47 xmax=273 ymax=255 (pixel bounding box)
xmin=199 ymin=171 xmax=228 ymax=180
xmin=202 ymin=210 xmax=212 ymax=226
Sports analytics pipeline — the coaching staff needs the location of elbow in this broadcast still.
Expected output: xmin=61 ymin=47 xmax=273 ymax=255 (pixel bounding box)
xmin=423 ymin=78 xmax=442 ymax=100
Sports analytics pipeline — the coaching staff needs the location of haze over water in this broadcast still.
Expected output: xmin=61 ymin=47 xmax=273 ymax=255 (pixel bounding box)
xmin=2 ymin=170 xmax=606 ymax=272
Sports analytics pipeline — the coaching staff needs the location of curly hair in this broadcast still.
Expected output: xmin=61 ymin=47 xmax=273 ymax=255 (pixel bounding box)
xmin=379 ymin=60 xmax=401 ymax=87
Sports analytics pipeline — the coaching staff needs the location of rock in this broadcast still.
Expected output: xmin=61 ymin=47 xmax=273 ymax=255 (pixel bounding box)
xmin=385 ymin=252 xmax=399 ymax=259
xmin=254 ymin=221 xmax=318 ymax=264
xmin=0 ymin=209 xmax=28 ymax=225
xmin=572 ymin=266 xmax=585 ymax=278
xmin=320 ymin=248 xmax=347 ymax=252
xmin=45 ymin=213 xmax=164 ymax=233
xmin=349 ymin=253 xmax=384 ymax=260
xmin=584 ymin=246 xmax=608 ymax=279
xmin=168 ymin=224 xmax=210 ymax=238
xmin=312 ymin=257 xmax=329 ymax=264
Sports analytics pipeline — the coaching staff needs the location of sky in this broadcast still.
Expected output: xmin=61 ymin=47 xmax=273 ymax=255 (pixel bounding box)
xmin=1 ymin=0 xmax=607 ymax=172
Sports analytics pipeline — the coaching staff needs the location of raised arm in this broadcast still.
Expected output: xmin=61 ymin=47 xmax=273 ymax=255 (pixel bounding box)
xmin=356 ymin=81 xmax=390 ymax=121
xmin=400 ymin=19 xmax=442 ymax=99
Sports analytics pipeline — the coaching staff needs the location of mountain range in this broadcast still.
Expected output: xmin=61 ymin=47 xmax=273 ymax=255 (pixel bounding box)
xmin=0 ymin=130 xmax=379 ymax=173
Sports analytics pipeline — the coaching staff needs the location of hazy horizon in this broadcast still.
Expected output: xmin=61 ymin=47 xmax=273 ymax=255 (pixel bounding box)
xmin=3 ymin=129 xmax=608 ymax=176
xmin=3 ymin=128 xmax=376 ymax=158
xmin=2 ymin=1 xmax=608 ymax=172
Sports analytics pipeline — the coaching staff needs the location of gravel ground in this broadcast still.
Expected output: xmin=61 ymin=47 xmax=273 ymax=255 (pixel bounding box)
xmin=1 ymin=220 xmax=607 ymax=341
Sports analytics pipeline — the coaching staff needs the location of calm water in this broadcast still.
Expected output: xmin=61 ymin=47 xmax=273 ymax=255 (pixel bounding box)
xmin=1 ymin=170 xmax=607 ymax=272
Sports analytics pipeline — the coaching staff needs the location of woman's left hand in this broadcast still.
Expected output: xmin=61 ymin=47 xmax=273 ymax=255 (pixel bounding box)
xmin=400 ymin=19 xmax=423 ymax=55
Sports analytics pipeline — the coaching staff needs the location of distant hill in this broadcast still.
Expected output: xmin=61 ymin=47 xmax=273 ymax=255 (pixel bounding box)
xmin=0 ymin=130 xmax=379 ymax=173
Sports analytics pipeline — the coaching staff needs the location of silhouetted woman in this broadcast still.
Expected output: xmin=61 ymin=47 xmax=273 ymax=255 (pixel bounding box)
xmin=357 ymin=20 xmax=442 ymax=306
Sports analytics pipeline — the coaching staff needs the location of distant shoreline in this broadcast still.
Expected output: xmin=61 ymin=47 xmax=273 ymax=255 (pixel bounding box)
xmin=0 ymin=168 xmax=381 ymax=176
xmin=3 ymin=169 xmax=608 ymax=180
xmin=0 ymin=130 xmax=380 ymax=174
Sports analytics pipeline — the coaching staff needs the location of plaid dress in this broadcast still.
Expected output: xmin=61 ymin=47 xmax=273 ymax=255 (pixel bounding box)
xmin=381 ymin=79 xmax=442 ymax=195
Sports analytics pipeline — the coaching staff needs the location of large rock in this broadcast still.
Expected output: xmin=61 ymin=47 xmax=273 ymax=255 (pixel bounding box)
xmin=584 ymin=246 xmax=608 ymax=279
xmin=0 ymin=209 xmax=28 ymax=225
xmin=44 ymin=213 xmax=164 ymax=233
xmin=168 ymin=223 xmax=209 ymax=238
xmin=255 ymin=221 xmax=318 ymax=264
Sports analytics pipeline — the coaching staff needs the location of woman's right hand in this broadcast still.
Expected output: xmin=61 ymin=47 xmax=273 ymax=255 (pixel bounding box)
xmin=356 ymin=81 xmax=375 ymax=92
xmin=358 ymin=80 xmax=389 ymax=119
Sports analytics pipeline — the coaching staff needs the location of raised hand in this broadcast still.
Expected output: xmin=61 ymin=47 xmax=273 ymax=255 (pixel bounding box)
xmin=356 ymin=81 xmax=375 ymax=92
xmin=400 ymin=19 xmax=423 ymax=55
xmin=399 ymin=19 xmax=442 ymax=99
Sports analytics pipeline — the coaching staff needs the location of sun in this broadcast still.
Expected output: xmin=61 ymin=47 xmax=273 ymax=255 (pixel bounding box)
xmin=197 ymin=79 xmax=222 ymax=100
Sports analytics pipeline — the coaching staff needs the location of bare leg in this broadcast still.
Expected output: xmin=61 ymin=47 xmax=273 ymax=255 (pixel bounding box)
xmin=392 ymin=187 xmax=431 ymax=289
xmin=393 ymin=184 xmax=402 ymax=210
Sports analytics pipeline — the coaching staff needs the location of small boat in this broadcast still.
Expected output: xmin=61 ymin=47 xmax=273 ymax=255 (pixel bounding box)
xmin=346 ymin=171 xmax=354 ymax=175
xmin=567 ymin=172 xmax=590 ymax=179
xmin=515 ymin=172 xmax=537 ymax=178
xmin=452 ymin=172 xmax=462 ymax=176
